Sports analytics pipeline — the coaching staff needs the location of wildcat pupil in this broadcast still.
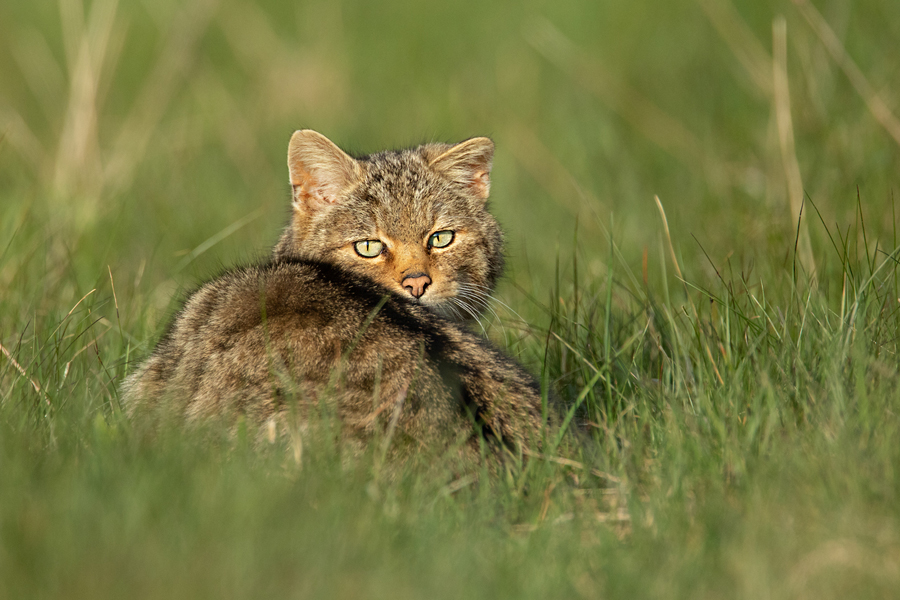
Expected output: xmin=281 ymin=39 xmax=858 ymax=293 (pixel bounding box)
xmin=121 ymin=129 xmax=549 ymax=467
xmin=355 ymin=240 xmax=383 ymax=258
xmin=429 ymin=231 xmax=454 ymax=248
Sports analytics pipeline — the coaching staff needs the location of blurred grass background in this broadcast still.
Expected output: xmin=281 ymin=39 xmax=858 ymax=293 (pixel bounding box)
xmin=2 ymin=0 xmax=900 ymax=598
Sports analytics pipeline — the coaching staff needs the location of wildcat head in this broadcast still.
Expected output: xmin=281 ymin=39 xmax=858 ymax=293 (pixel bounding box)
xmin=273 ymin=130 xmax=504 ymax=322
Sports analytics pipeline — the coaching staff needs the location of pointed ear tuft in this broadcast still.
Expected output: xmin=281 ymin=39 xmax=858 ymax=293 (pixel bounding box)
xmin=288 ymin=130 xmax=362 ymax=210
xmin=428 ymin=137 xmax=494 ymax=200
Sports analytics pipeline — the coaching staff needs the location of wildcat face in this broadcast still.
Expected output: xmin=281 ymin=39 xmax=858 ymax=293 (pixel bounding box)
xmin=272 ymin=131 xmax=504 ymax=321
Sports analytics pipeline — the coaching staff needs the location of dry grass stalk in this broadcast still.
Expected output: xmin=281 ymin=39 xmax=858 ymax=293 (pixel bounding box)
xmin=655 ymin=195 xmax=725 ymax=385
xmin=772 ymin=16 xmax=816 ymax=278
xmin=0 ymin=342 xmax=43 ymax=395
xmin=54 ymin=0 xmax=119 ymax=198
xmin=793 ymin=0 xmax=900 ymax=149
xmin=105 ymin=0 xmax=220 ymax=193
xmin=49 ymin=289 xmax=96 ymax=340
xmin=2 ymin=0 xmax=218 ymax=217
xmin=522 ymin=448 xmax=623 ymax=483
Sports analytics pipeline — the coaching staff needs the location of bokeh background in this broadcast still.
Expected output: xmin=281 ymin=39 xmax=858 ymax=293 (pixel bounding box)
xmin=2 ymin=1 xmax=900 ymax=598
xmin=3 ymin=0 xmax=898 ymax=309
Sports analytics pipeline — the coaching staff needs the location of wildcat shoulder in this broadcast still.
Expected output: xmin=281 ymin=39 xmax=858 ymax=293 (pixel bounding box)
xmin=123 ymin=131 xmax=547 ymax=459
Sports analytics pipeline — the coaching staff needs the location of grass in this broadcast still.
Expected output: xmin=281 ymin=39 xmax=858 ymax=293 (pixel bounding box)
xmin=2 ymin=0 xmax=900 ymax=597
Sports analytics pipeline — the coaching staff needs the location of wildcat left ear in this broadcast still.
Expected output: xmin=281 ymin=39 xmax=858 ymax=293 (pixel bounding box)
xmin=428 ymin=137 xmax=494 ymax=200
xmin=287 ymin=130 xmax=362 ymax=211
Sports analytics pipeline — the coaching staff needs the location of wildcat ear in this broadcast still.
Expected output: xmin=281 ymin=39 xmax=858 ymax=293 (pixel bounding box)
xmin=287 ymin=130 xmax=362 ymax=210
xmin=428 ymin=137 xmax=494 ymax=200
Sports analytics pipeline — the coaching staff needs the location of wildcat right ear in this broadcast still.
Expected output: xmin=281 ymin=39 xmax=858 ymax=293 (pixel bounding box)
xmin=288 ymin=130 xmax=362 ymax=210
xmin=428 ymin=136 xmax=494 ymax=200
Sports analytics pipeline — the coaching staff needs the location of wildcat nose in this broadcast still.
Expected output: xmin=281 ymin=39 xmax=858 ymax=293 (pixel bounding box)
xmin=402 ymin=273 xmax=431 ymax=299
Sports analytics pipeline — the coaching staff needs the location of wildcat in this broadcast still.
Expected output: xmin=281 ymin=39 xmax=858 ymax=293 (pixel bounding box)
xmin=122 ymin=130 xmax=548 ymax=462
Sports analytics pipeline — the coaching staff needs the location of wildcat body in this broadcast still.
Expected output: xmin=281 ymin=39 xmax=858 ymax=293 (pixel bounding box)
xmin=122 ymin=131 xmax=546 ymax=456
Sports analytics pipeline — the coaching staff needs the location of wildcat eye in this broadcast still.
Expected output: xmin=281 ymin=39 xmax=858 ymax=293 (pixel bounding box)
xmin=354 ymin=240 xmax=384 ymax=258
xmin=428 ymin=230 xmax=454 ymax=249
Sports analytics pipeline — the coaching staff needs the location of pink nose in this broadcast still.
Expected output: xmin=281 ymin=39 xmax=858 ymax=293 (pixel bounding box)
xmin=402 ymin=273 xmax=431 ymax=299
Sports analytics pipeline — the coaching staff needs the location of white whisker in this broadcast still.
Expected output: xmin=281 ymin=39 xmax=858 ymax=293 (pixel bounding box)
xmin=458 ymin=290 xmax=502 ymax=328
xmin=455 ymin=282 xmax=538 ymax=347
xmin=450 ymin=298 xmax=487 ymax=336
xmin=459 ymin=290 xmax=508 ymax=344
xmin=460 ymin=283 xmax=528 ymax=326
xmin=434 ymin=300 xmax=465 ymax=323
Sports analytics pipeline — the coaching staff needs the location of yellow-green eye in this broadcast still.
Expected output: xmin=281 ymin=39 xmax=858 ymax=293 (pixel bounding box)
xmin=354 ymin=240 xmax=384 ymax=258
xmin=428 ymin=230 xmax=454 ymax=248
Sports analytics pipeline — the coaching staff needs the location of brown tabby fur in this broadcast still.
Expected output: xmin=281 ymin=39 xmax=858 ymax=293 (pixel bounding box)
xmin=122 ymin=130 xmax=547 ymax=462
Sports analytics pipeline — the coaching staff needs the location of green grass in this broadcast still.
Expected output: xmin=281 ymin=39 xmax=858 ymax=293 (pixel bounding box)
xmin=2 ymin=0 xmax=900 ymax=597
